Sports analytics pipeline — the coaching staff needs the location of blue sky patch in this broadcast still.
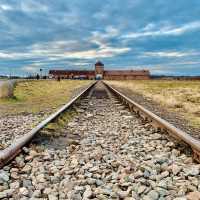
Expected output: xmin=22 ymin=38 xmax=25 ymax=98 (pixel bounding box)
xmin=0 ymin=0 xmax=200 ymax=76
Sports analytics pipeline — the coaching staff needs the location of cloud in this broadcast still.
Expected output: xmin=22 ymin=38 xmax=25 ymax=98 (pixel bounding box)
xmin=0 ymin=38 xmax=130 ymax=61
xmin=22 ymin=63 xmax=41 ymax=73
xmin=63 ymin=47 xmax=130 ymax=59
xmin=142 ymin=51 xmax=200 ymax=58
xmin=0 ymin=4 xmax=13 ymax=11
xmin=122 ymin=21 xmax=200 ymax=39
xmin=20 ymin=1 xmax=49 ymax=13
xmin=0 ymin=0 xmax=200 ymax=76
xmin=0 ymin=52 xmax=14 ymax=59
xmin=90 ymin=26 xmax=120 ymax=47
xmin=88 ymin=26 xmax=127 ymax=58
xmin=105 ymin=26 xmax=119 ymax=37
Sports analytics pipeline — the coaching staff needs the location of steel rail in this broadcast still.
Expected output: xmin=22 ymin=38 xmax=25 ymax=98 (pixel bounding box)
xmin=103 ymin=81 xmax=200 ymax=163
xmin=0 ymin=81 xmax=96 ymax=168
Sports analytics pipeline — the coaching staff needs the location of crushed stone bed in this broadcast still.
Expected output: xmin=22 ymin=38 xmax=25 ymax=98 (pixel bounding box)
xmin=0 ymin=113 xmax=48 ymax=149
xmin=1 ymin=82 xmax=200 ymax=200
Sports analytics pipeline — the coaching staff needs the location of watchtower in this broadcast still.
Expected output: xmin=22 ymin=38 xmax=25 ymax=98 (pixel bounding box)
xmin=95 ymin=61 xmax=104 ymax=79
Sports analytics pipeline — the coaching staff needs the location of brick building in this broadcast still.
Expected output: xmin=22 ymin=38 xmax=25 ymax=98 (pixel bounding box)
xmin=48 ymin=70 xmax=95 ymax=79
xmin=49 ymin=61 xmax=150 ymax=80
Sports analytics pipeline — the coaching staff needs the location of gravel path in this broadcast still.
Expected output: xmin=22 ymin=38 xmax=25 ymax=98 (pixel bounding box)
xmin=0 ymin=113 xmax=49 ymax=149
xmin=1 ymin=82 xmax=200 ymax=199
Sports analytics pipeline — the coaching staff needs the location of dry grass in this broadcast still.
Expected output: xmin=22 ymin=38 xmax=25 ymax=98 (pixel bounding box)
xmin=107 ymin=80 xmax=200 ymax=128
xmin=0 ymin=80 xmax=92 ymax=116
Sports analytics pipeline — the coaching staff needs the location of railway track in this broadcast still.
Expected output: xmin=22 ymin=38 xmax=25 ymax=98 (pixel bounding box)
xmin=1 ymin=81 xmax=200 ymax=199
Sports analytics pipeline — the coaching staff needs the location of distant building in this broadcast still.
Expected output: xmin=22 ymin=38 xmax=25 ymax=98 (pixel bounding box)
xmin=49 ymin=61 xmax=150 ymax=80
xmin=49 ymin=69 xmax=95 ymax=80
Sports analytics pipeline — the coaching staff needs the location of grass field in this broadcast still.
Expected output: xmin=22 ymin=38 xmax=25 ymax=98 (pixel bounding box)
xmin=0 ymin=80 xmax=92 ymax=116
xmin=107 ymin=80 xmax=200 ymax=127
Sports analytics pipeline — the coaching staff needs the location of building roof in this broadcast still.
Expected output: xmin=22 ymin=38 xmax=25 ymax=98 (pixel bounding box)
xmin=95 ymin=61 xmax=104 ymax=66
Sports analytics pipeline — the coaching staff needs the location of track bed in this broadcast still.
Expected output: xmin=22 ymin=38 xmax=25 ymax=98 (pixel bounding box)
xmin=1 ymin=82 xmax=200 ymax=199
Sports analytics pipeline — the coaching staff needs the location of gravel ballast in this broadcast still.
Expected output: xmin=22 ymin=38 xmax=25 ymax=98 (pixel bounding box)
xmin=1 ymin=82 xmax=200 ymax=200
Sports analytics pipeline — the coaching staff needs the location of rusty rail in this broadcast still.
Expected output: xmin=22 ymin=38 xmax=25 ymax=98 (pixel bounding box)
xmin=103 ymin=81 xmax=200 ymax=163
xmin=0 ymin=81 xmax=96 ymax=168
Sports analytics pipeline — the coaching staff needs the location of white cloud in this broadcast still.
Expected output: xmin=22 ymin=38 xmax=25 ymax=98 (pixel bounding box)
xmin=62 ymin=47 xmax=130 ymax=59
xmin=122 ymin=21 xmax=200 ymax=39
xmin=142 ymin=51 xmax=199 ymax=58
xmin=0 ymin=52 xmax=14 ymax=58
xmin=20 ymin=1 xmax=48 ymax=13
xmin=91 ymin=26 xmax=119 ymax=40
xmin=31 ymin=40 xmax=77 ymax=53
xmin=105 ymin=26 xmax=119 ymax=37
xmin=0 ymin=38 xmax=130 ymax=61
xmin=0 ymin=4 xmax=13 ymax=11
xmin=73 ymin=62 xmax=91 ymax=66
xmin=22 ymin=63 xmax=41 ymax=73
xmin=88 ymin=26 xmax=126 ymax=58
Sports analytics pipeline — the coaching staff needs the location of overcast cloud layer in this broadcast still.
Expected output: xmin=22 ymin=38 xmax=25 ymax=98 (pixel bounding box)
xmin=0 ymin=0 xmax=200 ymax=76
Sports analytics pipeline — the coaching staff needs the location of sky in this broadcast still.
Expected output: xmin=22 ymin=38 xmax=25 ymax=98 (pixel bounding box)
xmin=0 ymin=0 xmax=200 ymax=76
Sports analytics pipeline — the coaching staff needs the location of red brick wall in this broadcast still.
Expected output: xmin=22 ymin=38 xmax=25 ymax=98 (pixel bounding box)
xmin=104 ymin=75 xmax=150 ymax=80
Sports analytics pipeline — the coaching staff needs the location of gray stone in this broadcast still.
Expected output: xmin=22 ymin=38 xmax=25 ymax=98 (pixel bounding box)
xmin=147 ymin=190 xmax=159 ymax=200
xmin=87 ymin=178 xmax=96 ymax=185
xmin=31 ymin=190 xmax=41 ymax=198
xmin=160 ymin=171 xmax=169 ymax=180
xmin=19 ymin=187 xmax=29 ymax=196
xmin=48 ymin=194 xmax=58 ymax=200
xmin=96 ymin=179 xmax=104 ymax=186
xmin=0 ymin=170 xmax=9 ymax=183
xmin=0 ymin=191 xmax=7 ymax=199
xmin=23 ymin=180 xmax=32 ymax=188
xmin=10 ymin=181 xmax=20 ymax=189
xmin=36 ymin=174 xmax=46 ymax=183
xmin=172 ymin=164 xmax=182 ymax=175
xmin=183 ymin=165 xmax=200 ymax=176
xmin=83 ymin=185 xmax=92 ymax=199
xmin=137 ymin=185 xmax=146 ymax=194
xmin=0 ymin=189 xmax=14 ymax=198
xmin=117 ymin=189 xmax=131 ymax=198
xmin=22 ymin=165 xmax=32 ymax=173
xmin=15 ymin=156 xmax=25 ymax=168
xmin=134 ymin=170 xmax=143 ymax=179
